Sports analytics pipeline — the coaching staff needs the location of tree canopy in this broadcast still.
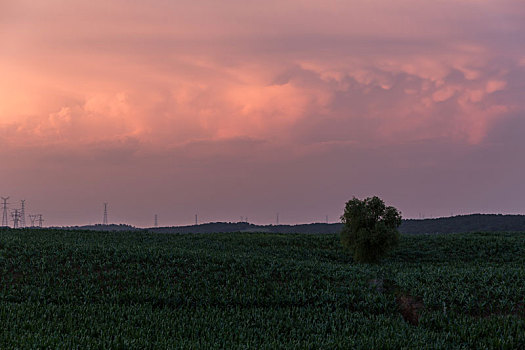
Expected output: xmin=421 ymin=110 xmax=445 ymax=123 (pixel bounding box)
xmin=341 ymin=196 xmax=402 ymax=263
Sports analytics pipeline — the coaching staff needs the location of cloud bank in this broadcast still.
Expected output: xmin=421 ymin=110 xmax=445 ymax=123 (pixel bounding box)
xmin=0 ymin=0 xmax=524 ymax=225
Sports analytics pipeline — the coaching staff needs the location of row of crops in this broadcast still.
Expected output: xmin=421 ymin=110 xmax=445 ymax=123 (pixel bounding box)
xmin=0 ymin=229 xmax=524 ymax=348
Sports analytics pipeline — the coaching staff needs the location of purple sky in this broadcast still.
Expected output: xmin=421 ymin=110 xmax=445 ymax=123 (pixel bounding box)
xmin=0 ymin=0 xmax=524 ymax=226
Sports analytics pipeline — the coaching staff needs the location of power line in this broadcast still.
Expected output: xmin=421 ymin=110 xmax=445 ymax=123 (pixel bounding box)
xmin=103 ymin=203 xmax=108 ymax=225
xmin=29 ymin=214 xmax=38 ymax=227
xmin=1 ymin=197 xmax=9 ymax=227
xmin=11 ymin=209 xmax=20 ymax=228
xmin=20 ymin=200 xmax=26 ymax=228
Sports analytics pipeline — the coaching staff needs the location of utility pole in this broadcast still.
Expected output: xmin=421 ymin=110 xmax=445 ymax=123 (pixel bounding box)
xmin=37 ymin=214 xmax=43 ymax=228
xmin=195 ymin=214 xmax=198 ymax=225
xmin=154 ymin=214 xmax=158 ymax=227
xmin=1 ymin=197 xmax=9 ymax=227
xmin=20 ymin=200 xmax=26 ymax=228
xmin=103 ymin=203 xmax=108 ymax=225
xmin=276 ymin=212 xmax=279 ymax=225
xmin=326 ymin=215 xmax=328 ymax=224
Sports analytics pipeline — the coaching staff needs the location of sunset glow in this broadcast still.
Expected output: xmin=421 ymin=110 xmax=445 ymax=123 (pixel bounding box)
xmin=1 ymin=0 xmax=524 ymax=226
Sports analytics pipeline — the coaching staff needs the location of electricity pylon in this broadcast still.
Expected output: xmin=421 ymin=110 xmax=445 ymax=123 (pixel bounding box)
xmin=1 ymin=197 xmax=9 ymax=227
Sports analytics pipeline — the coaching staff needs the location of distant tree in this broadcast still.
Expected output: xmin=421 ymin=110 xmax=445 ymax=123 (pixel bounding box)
xmin=341 ymin=196 xmax=402 ymax=263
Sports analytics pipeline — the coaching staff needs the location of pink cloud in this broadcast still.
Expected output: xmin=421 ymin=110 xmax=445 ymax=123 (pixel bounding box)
xmin=486 ymin=80 xmax=507 ymax=93
xmin=0 ymin=0 xmax=524 ymax=225
xmin=432 ymin=86 xmax=458 ymax=102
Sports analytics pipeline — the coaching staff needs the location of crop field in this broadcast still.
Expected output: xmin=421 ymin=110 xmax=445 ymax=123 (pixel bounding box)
xmin=0 ymin=229 xmax=524 ymax=348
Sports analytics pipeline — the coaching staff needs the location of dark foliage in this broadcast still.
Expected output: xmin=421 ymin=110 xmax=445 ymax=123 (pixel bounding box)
xmin=340 ymin=196 xmax=402 ymax=263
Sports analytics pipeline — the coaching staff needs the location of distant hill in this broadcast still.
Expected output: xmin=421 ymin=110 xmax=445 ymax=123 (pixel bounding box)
xmin=60 ymin=214 xmax=525 ymax=234
xmin=399 ymin=214 xmax=525 ymax=234
xmin=56 ymin=224 xmax=137 ymax=232
xmin=150 ymin=222 xmax=341 ymax=234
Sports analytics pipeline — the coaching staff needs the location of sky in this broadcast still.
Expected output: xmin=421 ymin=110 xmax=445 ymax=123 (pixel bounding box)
xmin=1 ymin=0 xmax=524 ymax=227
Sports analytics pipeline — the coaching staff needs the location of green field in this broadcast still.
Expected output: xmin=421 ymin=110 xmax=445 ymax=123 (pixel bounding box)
xmin=0 ymin=229 xmax=524 ymax=348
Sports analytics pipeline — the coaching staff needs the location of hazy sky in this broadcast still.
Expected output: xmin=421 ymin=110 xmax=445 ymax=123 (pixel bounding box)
xmin=1 ymin=0 xmax=524 ymax=227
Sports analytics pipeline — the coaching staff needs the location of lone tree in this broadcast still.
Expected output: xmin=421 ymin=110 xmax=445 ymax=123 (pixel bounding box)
xmin=341 ymin=196 xmax=402 ymax=263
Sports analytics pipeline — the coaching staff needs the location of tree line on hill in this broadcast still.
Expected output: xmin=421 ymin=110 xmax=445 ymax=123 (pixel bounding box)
xmin=57 ymin=214 xmax=525 ymax=234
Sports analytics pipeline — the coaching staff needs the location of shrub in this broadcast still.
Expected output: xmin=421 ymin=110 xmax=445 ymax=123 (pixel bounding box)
xmin=341 ymin=196 xmax=401 ymax=263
